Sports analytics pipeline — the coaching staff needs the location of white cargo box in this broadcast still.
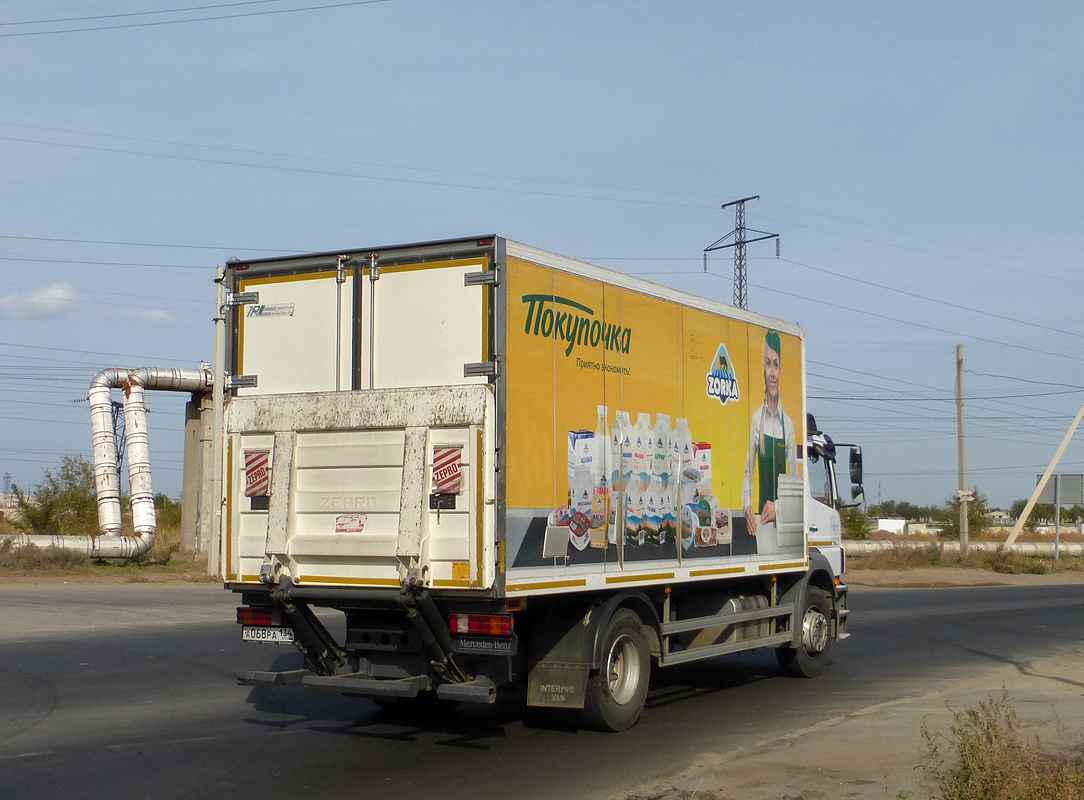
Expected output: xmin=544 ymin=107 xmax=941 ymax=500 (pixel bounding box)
xmin=221 ymin=237 xmax=810 ymax=596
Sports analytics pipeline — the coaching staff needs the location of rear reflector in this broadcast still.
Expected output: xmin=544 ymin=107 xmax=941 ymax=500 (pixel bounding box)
xmin=237 ymin=606 xmax=275 ymax=626
xmin=448 ymin=613 xmax=513 ymax=636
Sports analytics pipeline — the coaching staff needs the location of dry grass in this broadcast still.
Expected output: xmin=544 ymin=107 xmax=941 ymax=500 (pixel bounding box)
xmin=847 ymin=544 xmax=1084 ymax=575
xmin=922 ymin=693 xmax=1084 ymax=799
xmin=0 ymin=539 xmax=91 ymax=573
xmin=0 ymin=524 xmax=212 ymax=580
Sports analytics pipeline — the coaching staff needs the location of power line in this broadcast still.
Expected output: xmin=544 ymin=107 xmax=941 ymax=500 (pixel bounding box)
xmin=0 ymin=255 xmax=211 ymax=271
xmin=745 ymin=276 xmax=1084 ymax=365
xmin=0 ymin=233 xmax=292 ymax=252
xmin=2 ymin=0 xmax=292 ymax=27
xmin=778 ymin=256 xmax=1084 ymax=339
xmin=0 ymin=134 xmax=712 ymax=210
xmin=0 ymin=0 xmax=390 ymax=38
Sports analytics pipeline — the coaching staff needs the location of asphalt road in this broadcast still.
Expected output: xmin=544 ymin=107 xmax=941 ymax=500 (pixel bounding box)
xmin=2 ymin=581 xmax=1083 ymax=800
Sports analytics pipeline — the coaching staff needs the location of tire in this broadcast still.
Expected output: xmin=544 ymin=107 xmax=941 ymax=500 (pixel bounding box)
xmin=776 ymin=586 xmax=832 ymax=678
xmin=581 ymin=608 xmax=650 ymax=732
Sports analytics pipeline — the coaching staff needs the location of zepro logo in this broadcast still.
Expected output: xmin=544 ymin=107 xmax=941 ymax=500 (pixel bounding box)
xmin=521 ymin=294 xmax=631 ymax=357
xmin=706 ymin=343 xmax=740 ymax=405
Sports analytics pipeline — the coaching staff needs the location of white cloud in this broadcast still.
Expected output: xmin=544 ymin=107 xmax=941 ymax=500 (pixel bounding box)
xmin=123 ymin=308 xmax=177 ymax=326
xmin=0 ymin=282 xmax=78 ymax=318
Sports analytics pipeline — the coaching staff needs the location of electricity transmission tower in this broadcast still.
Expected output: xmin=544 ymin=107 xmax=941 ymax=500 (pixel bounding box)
xmin=704 ymin=195 xmax=778 ymax=309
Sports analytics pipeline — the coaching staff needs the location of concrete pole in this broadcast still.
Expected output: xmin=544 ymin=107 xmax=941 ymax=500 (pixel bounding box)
xmin=1006 ymin=401 xmax=1084 ymax=546
xmin=956 ymin=345 xmax=969 ymax=556
xmin=180 ymin=396 xmax=202 ymax=553
xmin=210 ymin=267 xmax=226 ymax=577
xmin=1054 ymin=475 xmax=1061 ymax=562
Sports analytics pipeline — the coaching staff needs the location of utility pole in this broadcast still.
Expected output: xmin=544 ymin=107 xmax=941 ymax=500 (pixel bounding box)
xmin=956 ymin=345 xmax=969 ymax=556
xmin=704 ymin=196 xmax=778 ymax=310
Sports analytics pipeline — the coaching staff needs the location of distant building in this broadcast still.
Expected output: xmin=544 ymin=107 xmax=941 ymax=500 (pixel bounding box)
xmin=877 ymin=518 xmax=908 ymax=535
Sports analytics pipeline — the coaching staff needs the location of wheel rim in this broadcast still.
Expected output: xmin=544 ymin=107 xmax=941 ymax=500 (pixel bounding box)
xmin=800 ymin=606 xmax=829 ymax=657
xmin=606 ymin=633 xmax=640 ymax=705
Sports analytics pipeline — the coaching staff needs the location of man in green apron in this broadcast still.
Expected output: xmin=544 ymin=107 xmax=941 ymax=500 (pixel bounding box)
xmin=742 ymin=330 xmax=797 ymax=543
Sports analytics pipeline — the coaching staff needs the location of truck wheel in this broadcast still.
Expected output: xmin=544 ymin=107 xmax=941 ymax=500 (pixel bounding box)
xmin=581 ymin=609 xmax=650 ymax=732
xmin=776 ymin=587 xmax=832 ymax=678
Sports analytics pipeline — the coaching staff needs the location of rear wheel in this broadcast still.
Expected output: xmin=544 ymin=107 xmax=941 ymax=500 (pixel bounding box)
xmin=777 ymin=586 xmax=832 ymax=678
xmin=581 ymin=609 xmax=650 ymax=731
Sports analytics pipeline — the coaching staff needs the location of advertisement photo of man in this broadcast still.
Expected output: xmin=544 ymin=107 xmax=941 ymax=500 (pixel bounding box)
xmin=741 ymin=330 xmax=797 ymax=552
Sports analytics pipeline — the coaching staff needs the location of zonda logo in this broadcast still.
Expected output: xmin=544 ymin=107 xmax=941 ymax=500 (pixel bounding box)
xmin=521 ymin=294 xmax=631 ymax=357
xmin=706 ymin=343 xmax=740 ymax=405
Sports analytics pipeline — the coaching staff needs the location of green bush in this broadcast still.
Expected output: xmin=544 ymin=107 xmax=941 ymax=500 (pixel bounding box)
xmin=13 ymin=455 xmax=98 ymax=536
xmin=840 ymin=506 xmax=873 ymax=539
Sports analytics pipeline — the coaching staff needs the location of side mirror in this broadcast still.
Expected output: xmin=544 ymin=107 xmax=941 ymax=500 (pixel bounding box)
xmin=851 ymin=486 xmax=865 ymax=505
xmin=849 ymin=446 xmax=863 ymax=485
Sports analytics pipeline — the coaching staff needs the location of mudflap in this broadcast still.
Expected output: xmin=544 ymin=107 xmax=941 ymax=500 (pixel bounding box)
xmin=526 ymin=604 xmax=592 ymax=709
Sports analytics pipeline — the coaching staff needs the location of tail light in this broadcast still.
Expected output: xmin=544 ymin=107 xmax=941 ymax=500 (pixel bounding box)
xmin=237 ymin=606 xmax=277 ymax=626
xmin=448 ymin=613 xmax=513 ymax=636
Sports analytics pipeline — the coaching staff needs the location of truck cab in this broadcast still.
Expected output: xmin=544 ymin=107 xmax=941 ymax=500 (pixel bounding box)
xmin=802 ymin=412 xmax=864 ymax=575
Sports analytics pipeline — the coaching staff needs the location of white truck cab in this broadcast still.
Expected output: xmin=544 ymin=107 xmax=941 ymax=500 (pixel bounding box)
xmin=802 ymin=412 xmax=864 ymax=575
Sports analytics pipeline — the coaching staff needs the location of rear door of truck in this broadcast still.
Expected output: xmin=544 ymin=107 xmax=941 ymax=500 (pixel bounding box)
xmin=222 ymin=239 xmax=499 ymax=593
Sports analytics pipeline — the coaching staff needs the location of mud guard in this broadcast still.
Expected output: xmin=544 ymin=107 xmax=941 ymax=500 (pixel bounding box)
xmin=526 ymin=591 xmax=661 ymax=709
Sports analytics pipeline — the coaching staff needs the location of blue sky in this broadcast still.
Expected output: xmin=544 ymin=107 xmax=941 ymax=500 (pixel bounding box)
xmin=2 ymin=0 xmax=1083 ymax=509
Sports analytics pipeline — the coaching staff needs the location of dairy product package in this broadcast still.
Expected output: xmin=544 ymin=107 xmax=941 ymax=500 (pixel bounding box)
xmin=677 ymin=418 xmax=695 ymax=475
xmin=610 ymin=410 xmax=624 ymax=493
xmin=548 ymin=506 xmax=571 ymax=527
xmin=568 ymin=429 xmax=594 ymax=502
xmin=680 ymin=504 xmax=697 ymax=550
xmin=572 ymin=463 xmax=589 ymax=520
xmin=608 ymin=495 xmax=623 ymax=546
xmin=698 ymin=493 xmax=718 ymax=528
xmin=619 ymin=411 xmax=634 ymax=490
xmin=569 ymin=509 xmax=591 ymax=550
xmin=694 ymin=442 xmax=712 ymax=494
xmin=714 ymin=505 xmax=732 ymax=546
xmin=669 ymin=418 xmax=683 ymax=483
xmin=652 ymin=413 xmax=670 ymax=479
xmin=590 ymin=489 xmax=609 ymax=549
xmin=679 ymin=467 xmax=701 ymax=509
xmin=624 ymin=476 xmax=643 ymax=546
xmin=643 ymin=476 xmax=663 ymax=546
xmin=632 ymin=413 xmax=651 ymax=478
xmin=694 ymin=521 xmax=717 ymax=547
xmin=661 ymin=483 xmax=676 ymax=544
xmin=593 ymin=405 xmax=611 ymax=481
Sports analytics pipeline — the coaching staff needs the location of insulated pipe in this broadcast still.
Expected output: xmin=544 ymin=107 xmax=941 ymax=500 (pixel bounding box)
xmin=125 ymin=368 xmax=214 ymax=538
xmin=89 ymin=369 xmax=128 ymax=534
xmin=22 ymin=365 xmax=214 ymax=558
xmin=3 ymin=367 xmax=213 ymax=559
xmin=123 ymin=382 xmax=154 ymax=536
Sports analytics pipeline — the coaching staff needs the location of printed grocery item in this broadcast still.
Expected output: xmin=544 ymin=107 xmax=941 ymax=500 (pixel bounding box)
xmin=632 ymin=413 xmax=651 ymax=478
xmin=694 ymin=442 xmax=712 ymax=494
xmin=625 ymin=476 xmax=644 ymax=546
xmin=714 ymin=505 xmax=732 ymax=546
xmin=652 ymin=414 xmax=670 ymax=479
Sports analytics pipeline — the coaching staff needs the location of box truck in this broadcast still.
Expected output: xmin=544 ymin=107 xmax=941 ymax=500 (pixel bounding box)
xmin=223 ymin=236 xmax=863 ymax=730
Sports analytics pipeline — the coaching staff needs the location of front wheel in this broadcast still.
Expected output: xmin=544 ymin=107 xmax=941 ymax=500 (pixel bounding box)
xmin=580 ymin=609 xmax=650 ymax=731
xmin=776 ymin=586 xmax=832 ymax=678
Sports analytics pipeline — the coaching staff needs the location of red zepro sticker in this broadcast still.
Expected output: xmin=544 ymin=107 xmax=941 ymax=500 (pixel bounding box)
xmin=334 ymin=515 xmax=366 ymax=533
xmin=433 ymin=446 xmax=463 ymax=494
xmin=244 ymin=451 xmax=270 ymax=497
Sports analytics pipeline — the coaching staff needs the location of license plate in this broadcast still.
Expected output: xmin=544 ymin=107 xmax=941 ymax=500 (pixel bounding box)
xmin=242 ymin=625 xmax=295 ymax=644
